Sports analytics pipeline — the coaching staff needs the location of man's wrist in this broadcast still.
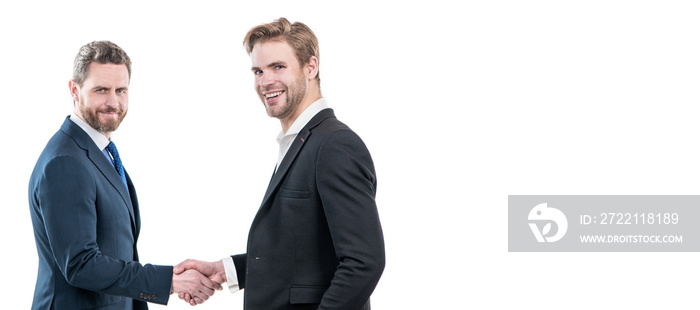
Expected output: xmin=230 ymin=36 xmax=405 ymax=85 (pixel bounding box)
xmin=222 ymin=257 xmax=240 ymax=293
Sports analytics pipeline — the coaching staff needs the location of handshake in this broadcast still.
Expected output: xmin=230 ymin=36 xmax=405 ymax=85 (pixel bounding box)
xmin=171 ymin=259 xmax=226 ymax=306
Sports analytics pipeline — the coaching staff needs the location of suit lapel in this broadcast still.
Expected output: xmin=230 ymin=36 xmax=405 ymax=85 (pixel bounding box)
xmin=260 ymin=109 xmax=335 ymax=207
xmin=125 ymin=171 xmax=141 ymax=241
xmin=261 ymin=130 xmax=310 ymax=205
xmin=61 ymin=118 xmax=138 ymax=232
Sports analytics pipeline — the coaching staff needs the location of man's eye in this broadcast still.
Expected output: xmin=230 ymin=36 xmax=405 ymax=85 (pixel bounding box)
xmin=275 ymin=65 xmax=284 ymax=70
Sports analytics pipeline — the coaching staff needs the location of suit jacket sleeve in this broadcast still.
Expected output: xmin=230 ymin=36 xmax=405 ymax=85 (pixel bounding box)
xmin=38 ymin=155 xmax=172 ymax=304
xmin=231 ymin=253 xmax=248 ymax=289
xmin=315 ymin=129 xmax=385 ymax=309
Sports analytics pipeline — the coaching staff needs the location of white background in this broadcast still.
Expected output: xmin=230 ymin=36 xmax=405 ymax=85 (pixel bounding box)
xmin=2 ymin=1 xmax=699 ymax=309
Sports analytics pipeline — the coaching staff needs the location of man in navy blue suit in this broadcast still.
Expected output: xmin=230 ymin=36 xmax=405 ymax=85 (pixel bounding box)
xmin=28 ymin=40 xmax=221 ymax=309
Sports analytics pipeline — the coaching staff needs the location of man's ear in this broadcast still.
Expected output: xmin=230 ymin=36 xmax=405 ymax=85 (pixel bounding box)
xmin=305 ymin=56 xmax=319 ymax=80
xmin=68 ymin=80 xmax=80 ymax=103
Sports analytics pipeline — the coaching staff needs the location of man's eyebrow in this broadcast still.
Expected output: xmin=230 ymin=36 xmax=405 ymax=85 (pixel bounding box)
xmin=268 ymin=61 xmax=286 ymax=67
xmin=89 ymin=85 xmax=128 ymax=91
xmin=251 ymin=61 xmax=288 ymax=71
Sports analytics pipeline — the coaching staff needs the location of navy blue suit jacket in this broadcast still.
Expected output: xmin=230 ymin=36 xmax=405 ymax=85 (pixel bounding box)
xmin=28 ymin=117 xmax=172 ymax=310
xmin=232 ymin=109 xmax=385 ymax=310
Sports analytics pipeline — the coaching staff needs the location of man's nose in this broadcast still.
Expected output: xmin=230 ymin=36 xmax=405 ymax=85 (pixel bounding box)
xmin=259 ymin=72 xmax=275 ymax=88
xmin=106 ymin=91 xmax=119 ymax=107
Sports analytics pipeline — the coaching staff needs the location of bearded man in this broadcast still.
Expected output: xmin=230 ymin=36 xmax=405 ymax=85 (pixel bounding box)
xmin=28 ymin=40 xmax=220 ymax=310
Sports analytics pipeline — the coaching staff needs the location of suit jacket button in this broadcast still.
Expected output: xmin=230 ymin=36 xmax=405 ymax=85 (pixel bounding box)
xmin=139 ymin=293 xmax=145 ymax=299
xmin=151 ymin=294 xmax=158 ymax=300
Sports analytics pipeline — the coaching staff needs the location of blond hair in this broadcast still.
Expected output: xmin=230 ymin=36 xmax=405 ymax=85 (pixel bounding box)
xmin=243 ymin=17 xmax=320 ymax=84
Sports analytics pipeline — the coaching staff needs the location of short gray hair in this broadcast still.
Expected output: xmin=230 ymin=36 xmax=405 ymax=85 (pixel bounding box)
xmin=72 ymin=40 xmax=131 ymax=86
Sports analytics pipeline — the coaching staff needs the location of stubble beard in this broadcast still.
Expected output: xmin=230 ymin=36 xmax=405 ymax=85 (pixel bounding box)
xmin=265 ymin=75 xmax=306 ymax=120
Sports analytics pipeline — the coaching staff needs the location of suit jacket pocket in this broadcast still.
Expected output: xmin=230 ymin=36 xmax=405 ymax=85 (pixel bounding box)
xmin=289 ymin=285 xmax=328 ymax=304
xmin=279 ymin=189 xmax=311 ymax=199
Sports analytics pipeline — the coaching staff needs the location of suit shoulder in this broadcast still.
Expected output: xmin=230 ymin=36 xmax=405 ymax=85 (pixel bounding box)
xmin=315 ymin=119 xmax=373 ymax=162
xmin=34 ymin=152 xmax=91 ymax=180
xmin=31 ymin=131 xmax=89 ymax=181
xmin=29 ymin=151 xmax=95 ymax=200
xmin=314 ymin=116 xmax=351 ymax=132
xmin=43 ymin=128 xmax=84 ymax=155
xmin=311 ymin=117 xmax=364 ymax=145
xmin=316 ymin=118 xmax=367 ymax=143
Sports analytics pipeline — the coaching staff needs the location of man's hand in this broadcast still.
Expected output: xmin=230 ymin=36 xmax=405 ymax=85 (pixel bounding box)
xmin=174 ymin=259 xmax=226 ymax=305
xmin=171 ymin=269 xmax=222 ymax=306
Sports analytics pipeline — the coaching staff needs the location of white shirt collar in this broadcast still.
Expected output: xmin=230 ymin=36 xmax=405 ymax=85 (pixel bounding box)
xmin=274 ymin=98 xmax=329 ymax=171
xmin=276 ymin=97 xmax=329 ymax=142
xmin=69 ymin=113 xmax=111 ymax=150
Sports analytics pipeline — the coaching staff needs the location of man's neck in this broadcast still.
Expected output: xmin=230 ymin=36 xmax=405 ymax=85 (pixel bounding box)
xmin=280 ymin=93 xmax=322 ymax=134
xmin=74 ymin=111 xmax=112 ymax=139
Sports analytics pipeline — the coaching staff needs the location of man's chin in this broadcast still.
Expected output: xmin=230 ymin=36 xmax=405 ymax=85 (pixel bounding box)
xmin=106 ymin=122 xmax=123 ymax=131
xmin=98 ymin=114 xmax=126 ymax=131
xmin=94 ymin=119 xmax=123 ymax=133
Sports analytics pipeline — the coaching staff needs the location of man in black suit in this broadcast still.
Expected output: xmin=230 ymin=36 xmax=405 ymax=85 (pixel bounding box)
xmin=175 ymin=18 xmax=385 ymax=309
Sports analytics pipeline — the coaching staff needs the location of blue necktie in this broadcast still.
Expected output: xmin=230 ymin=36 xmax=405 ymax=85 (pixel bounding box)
xmin=106 ymin=141 xmax=128 ymax=189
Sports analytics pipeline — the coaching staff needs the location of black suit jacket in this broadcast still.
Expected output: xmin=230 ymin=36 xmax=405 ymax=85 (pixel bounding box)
xmin=28 ymin=117 xmax=172 ymax=310
xmin=232 ymin=109 xmax=385 ymax=310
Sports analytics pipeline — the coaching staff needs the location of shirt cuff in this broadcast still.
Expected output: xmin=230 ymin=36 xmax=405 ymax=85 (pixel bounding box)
xmin=222 ymin=257 xmax=240 ymax=293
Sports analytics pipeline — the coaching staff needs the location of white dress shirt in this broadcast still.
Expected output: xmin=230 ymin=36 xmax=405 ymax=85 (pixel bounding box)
xmin=222 ymin=98 xmax=329 ymax=293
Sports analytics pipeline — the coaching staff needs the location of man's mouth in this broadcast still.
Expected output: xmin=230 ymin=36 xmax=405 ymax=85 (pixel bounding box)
xmin=99 ymin=110 xmax=122 ymax=117
xmin=265 ymin=91 xmax=283 ymax=99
